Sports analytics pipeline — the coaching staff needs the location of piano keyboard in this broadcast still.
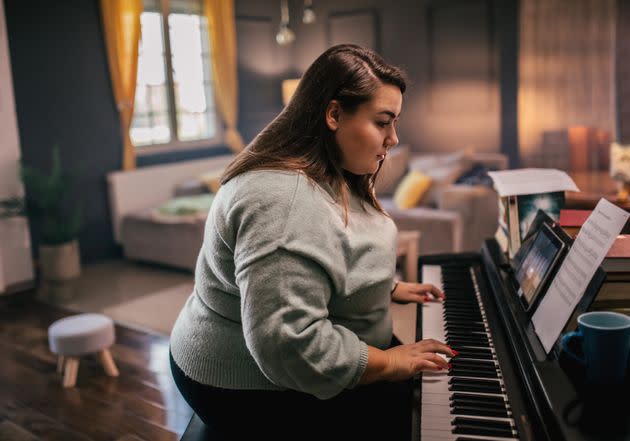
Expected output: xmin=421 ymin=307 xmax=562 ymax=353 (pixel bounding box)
xmin=420 ymin=263 xmax=520 ymax=441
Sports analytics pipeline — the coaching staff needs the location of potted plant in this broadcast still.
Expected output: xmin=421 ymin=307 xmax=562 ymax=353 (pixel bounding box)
xmin=21 ymin=147 xmax=82 ymax=281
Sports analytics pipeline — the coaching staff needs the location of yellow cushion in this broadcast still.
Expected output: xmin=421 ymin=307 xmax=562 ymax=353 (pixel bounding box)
xmin=393 ymin=170 xmax=433 ymax=209
xmin=197 ymin=168 xmax=225 ymax=193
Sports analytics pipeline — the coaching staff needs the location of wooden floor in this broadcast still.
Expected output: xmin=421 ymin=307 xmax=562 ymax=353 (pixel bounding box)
xmin=0 ymin=292 xmax=193 ymax=441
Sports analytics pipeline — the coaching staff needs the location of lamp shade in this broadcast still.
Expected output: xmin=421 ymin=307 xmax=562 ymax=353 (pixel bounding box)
xmin=282 ymin=78 xmax=300 ymax=106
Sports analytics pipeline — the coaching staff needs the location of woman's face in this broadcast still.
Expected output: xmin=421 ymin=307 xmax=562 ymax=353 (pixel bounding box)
xmin=328 ymin=83 xmax=402 ymax=175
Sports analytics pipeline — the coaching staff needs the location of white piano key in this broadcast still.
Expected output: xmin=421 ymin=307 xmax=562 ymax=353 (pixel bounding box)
xmin=421 ymin=428 xmax=520 ymax=441
xmin=420 ymin=264 xmax=520 ymax=440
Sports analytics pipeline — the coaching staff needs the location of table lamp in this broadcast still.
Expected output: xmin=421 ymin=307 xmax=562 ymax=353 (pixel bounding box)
xmin=610 ymin=142 xmax=630 ymax=202
xmin=282 ymin=78 xmax=300 ymax=106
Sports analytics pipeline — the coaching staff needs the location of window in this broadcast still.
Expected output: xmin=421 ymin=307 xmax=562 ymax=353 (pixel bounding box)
xmin=130 ymin=0 xmax=220 ymax=151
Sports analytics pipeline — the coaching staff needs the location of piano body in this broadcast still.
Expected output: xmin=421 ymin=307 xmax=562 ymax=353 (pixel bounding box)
xmin=411 ymin=238 xmax=630 ymax=441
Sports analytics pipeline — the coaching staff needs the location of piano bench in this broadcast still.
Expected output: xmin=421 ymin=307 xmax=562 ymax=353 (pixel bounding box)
xmin=181 ymin=414 xmax=224 ymax=441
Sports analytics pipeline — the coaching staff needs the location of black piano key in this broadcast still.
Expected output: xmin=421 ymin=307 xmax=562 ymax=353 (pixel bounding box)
xmin=451 ymin=359 xmax=496 ymax=369
xmin=443 ymin=313 xmax=483 ymax=321
xmin=449 ymin=346 xmax=492 ymax=354
xmin=451 ymin=392 xmax=505 ymax=404
xmin=450 ymin=398 xmax=507 ymax=411
xmin=444 ymin=317 xmax=484 ymax=324
xmin=451 ymin=405 xmax=509 ymax=418
xmin=449 ymin=377 xmax=501 ymax=387
xmin=455 ymin=438 xmax=510 ymax=441
xmin=447 ymin=337 xmax=489 ymax=346
xmin=445 ymin=319 xmax=485 ymax=326
xmin=445 ymin=320 xmax=483 ymax=325
xmin=449 ymin=369 xmax=498 ymax=379
xmin=447 ymin=337 xmax=489 ymax=345
xmin=446 ymin=325 xmax=487 ymax=334
xmin=452 ymin=418 xmax=515 ymax=438
xmin=446 ymin=330 xmax=488 ymax=337
xmin=449 ymin=379 xmax=503 ymax=394
xmin=443 ymin=303 xmax=479 ymax=308
xmin=449 ymin=382 xmax=502 ymax=394
xmin=452 ymin=352 xmax=494 ymax=361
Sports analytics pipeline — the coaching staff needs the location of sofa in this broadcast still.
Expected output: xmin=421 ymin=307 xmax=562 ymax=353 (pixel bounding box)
xmin=107 ymin=155 xmax=235 ymax=271
xmin=107 ymin=147 xmax=507 ymax=271
xmin=375 ymin=145 xmax=508 ymax=255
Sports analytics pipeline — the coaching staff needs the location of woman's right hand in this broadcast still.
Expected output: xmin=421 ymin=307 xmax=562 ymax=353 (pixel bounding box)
xmin=360 ymin=339 xmax=454 ymax=384
xmin=383 ymin=339 xmax=452 ymax=381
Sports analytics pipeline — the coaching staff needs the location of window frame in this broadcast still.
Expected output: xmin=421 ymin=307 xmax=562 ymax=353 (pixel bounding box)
xmin=134 ymin=0 xmax=223 ymax=156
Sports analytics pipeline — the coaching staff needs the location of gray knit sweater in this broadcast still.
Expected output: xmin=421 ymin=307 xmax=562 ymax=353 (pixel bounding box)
xmin=170 ymin=170 xmax=397 ymax=400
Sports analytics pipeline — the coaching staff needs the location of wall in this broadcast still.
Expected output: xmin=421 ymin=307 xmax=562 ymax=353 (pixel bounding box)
xmin=4 ymin=0 xmax=230 ymax=263
xmin=518 ymin=0 xmax=617 ymax=167
xmin=4 ymin=0 xmax=517 ymax=263
xmin=617 ymin=0 xmax=630 ymax=143
xmin=236 ymin=0 xmax=517 ymax=156
xmin=0 ymin=0 xmax=33 ymax=293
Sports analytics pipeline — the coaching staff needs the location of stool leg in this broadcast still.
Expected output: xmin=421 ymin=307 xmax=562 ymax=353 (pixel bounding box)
xmin=62 ymin=357 xmax=79 ymax=388
xmin=57 ymin=355 xmax=65 ymax=374
xmin=98 ymin=348 xmax=119 ymax=377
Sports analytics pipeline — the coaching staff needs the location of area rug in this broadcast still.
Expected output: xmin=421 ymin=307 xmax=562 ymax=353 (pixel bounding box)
xmin=101 ymin=282 xmax=194 ymax=336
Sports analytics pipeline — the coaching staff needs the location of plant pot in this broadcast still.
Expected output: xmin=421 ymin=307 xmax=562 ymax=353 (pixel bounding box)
xmin=39 ymin=239 xmax=81 ymax=281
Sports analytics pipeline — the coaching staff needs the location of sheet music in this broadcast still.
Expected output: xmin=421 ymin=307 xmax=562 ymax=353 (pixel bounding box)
xmin=532 ymin=199 xmax=630 ymax=353
xmin=488 ymin=168 xmax=579 ymax=197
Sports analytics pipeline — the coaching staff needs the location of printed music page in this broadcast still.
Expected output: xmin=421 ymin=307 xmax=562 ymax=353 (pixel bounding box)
xmin=532 ymin=199 xmax=630 ymax=353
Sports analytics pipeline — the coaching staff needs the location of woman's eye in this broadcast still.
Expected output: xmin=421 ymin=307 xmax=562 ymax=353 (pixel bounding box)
xmin=377 ymin=121 xmax=391 ymax=127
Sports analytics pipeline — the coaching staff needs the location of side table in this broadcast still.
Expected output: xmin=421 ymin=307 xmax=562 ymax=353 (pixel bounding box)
xmin=392 ymin=230 xmax=421 ymax=345
xmin=396 ymin=230 xmax=421 ymax=283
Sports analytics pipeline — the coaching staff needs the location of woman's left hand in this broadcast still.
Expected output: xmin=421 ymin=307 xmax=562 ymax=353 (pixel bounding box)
xmin=391 ymin=282 xmax=444 ymax=304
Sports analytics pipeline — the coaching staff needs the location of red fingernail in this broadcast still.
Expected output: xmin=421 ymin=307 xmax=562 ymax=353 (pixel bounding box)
xmin=448 ymin=363 xmax=452 ymax=369
xmin=452 ymin=350 xmax=459 ymax=356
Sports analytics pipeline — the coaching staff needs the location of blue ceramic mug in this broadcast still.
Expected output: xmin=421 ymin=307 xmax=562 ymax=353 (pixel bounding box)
xmin=561 ymin=311 xmax=630 ymax=385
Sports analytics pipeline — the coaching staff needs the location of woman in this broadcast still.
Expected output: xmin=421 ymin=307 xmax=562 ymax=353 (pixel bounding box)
xmin=170 ymin=44 xmax=453 ymax=440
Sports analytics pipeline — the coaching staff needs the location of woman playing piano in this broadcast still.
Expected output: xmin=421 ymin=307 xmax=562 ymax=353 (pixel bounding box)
xmin=169 ymin=44 xmax=454 ymax=440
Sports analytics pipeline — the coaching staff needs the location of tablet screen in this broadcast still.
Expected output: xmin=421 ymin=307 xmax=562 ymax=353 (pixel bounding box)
xmin=514 ymin=223 xmax=565 ymax=309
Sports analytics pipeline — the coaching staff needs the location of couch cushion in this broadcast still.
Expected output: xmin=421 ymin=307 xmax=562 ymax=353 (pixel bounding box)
xmin=393 ymin=170 xmax=432 ymax=209
xmin=156 ymin=193 xmax=215 ymax=216
xmin=174 ymin=178 xmax=210 ymax=197
xmin=374 ymin=145 xmax=409 ymax=196
xmin=198 ymin=168 xmax=225 ymax=193
xmin=408 ymin=149 xmax=473 ymax=206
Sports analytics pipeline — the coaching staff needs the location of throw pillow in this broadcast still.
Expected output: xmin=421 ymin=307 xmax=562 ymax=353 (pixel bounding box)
xmin=198 ymin=168 xmax=225 ymax=193
xmin=393 ymin=170 xmax=433 ymax=209
xmin=455 ymin=163 xmax=494 ymax=187
xmin=409 ymin=149 xmax=474 ymax=206
xmin=374 ymin=144 xmax=410 ymax=196
xmin=173 ymin=178 xmax=209 ymax=197
xmin=154 ymin=194 xmax=215 ymax=217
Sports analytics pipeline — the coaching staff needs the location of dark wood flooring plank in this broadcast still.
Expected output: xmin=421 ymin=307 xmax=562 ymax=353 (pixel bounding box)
xmin=0 ymin=400 xmax=95 ymax=441
xmin=0 ymin=360 xmax=179 ymax=441
xmin=0 ymin=298 xmax=188 ymax=440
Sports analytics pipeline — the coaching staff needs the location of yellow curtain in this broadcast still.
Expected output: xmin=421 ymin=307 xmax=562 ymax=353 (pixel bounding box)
xmin=203 ymin=0 xmax=245 ymax=153
xmin=100 ymin=0 xmax=142 ymax=170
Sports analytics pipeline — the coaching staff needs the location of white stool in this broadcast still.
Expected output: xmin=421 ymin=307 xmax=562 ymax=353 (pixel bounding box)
xmin=48 ymin=313 xmax=119 ymax=388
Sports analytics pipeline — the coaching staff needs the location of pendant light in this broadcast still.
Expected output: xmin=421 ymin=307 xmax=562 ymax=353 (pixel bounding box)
xmin=276 ymin=0 xmax=296 ymax=45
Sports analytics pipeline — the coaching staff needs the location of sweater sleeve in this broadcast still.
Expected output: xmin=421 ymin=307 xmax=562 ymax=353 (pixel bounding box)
xmin=237 ymin=247 xmax=369 ymax=400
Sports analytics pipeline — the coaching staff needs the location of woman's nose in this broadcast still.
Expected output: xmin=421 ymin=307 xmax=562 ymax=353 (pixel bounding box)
xmin=387 ymin=128 xmax=399 ymax=148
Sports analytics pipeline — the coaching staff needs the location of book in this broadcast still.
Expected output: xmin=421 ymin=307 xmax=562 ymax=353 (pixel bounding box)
xmin=558 ymin=209 xmax=591 ymax=238
xmin=602 ymin=234 xmax=630 ymax=273
xmin=504 ymin=191 xmax=565 ymax=257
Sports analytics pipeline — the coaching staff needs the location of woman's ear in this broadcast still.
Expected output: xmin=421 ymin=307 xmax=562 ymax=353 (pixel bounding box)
xmin=325 ymin=100 xmax=341 ymax=131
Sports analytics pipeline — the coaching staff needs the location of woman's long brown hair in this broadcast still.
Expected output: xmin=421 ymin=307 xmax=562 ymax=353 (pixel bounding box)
xmin=221 ymin=44 xmax=406 ymax=221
